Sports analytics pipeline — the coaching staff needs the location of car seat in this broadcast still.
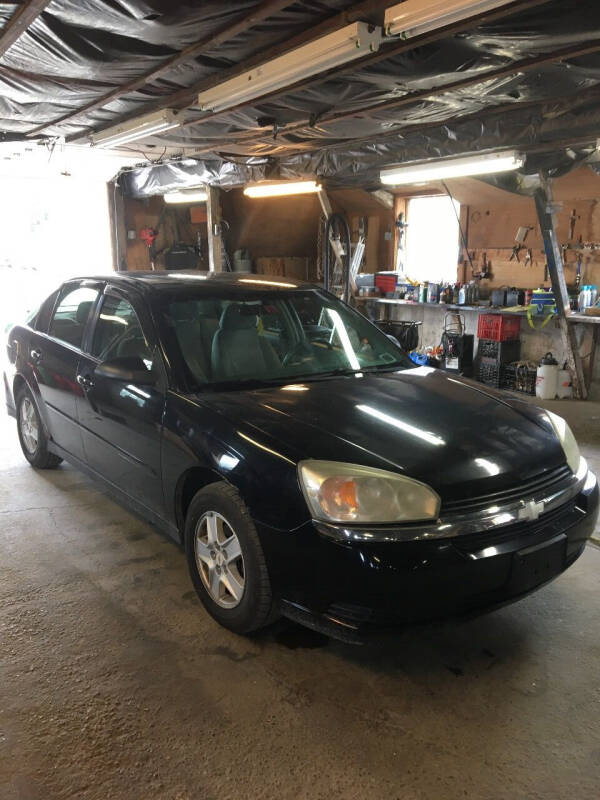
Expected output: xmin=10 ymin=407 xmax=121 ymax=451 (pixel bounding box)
xmin=211 ymin=303 xmax=280 ymax=380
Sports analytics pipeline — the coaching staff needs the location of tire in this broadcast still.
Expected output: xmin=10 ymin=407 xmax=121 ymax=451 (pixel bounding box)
xmin=16 ymin=387 xmax=63 ymax=469
xmin=185 ymin=481 xmax=277 ymax=634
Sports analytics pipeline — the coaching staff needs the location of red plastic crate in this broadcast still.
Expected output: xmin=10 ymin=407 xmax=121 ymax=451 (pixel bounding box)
xmin=477 ymin=314 xmax=521 ymax=342
xmin=374 ymin=274 xmax=397 ymax=294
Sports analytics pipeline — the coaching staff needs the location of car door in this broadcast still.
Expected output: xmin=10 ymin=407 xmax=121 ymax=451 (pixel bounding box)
xmin=75 ymin=286 xmax=166 ymax=515
xmin=33 ymin=280 xmax=102 ymax=461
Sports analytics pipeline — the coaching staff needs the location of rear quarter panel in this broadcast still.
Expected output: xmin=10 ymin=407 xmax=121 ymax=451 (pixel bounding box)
xmin=4 ymin=324 xmax=50 ymax=428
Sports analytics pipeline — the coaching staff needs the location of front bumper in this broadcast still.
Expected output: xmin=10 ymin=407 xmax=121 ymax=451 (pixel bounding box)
xmin=258 ymin=477 xmax=599 ymax=642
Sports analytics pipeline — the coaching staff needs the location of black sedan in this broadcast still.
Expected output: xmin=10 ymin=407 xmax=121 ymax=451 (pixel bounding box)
xmin=4 ymin=272 xmax=598 ymax=642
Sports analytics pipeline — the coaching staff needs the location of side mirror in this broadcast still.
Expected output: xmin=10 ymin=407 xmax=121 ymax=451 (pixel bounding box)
xmin=94 ymin=356 xmax=157 ymax=385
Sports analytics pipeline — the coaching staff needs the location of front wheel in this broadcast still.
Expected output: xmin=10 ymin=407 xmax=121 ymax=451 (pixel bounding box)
xmin=16 ymin=388 xmax=62 ymax=469
xmin=185 ymin=482 xmax=277 ymax=634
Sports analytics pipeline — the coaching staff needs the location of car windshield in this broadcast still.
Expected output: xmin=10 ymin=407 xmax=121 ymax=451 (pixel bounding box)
xmin=160 ymin=288 xmax=413 ymax=388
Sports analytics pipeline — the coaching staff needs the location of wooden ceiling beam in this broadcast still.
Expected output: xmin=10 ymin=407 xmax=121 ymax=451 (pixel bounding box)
xmin=0 ymin=0 xmax=52 ymax=58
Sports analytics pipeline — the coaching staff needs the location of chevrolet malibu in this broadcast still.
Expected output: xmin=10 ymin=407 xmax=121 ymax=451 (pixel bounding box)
xmin=4 ymin=272 xmax=598 ymax=642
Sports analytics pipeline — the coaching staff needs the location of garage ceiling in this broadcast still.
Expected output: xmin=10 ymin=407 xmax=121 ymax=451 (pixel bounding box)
xmin=2 ymin=0 xmax=600 ymax=191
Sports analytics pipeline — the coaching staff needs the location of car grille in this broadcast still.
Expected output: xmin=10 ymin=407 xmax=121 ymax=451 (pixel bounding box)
xmin=441 ymin=464 xmax=572 ymax=516
xmin=452 ymin=499 xmax=580 ymax=553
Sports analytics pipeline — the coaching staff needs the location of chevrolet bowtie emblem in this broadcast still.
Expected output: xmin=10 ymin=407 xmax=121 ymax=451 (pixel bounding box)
xmin=518 ymin=499 xmax=545 ymax=522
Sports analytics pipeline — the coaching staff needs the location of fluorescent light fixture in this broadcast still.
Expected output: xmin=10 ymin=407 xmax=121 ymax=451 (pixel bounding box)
xmin=164 ymin=188 xmax=207 ymax=204
xmin=380 ymin=151 xmax=524 ymax=185
xmin=90 ymin=109 xmax=182 ymax=148
xmin=197 ymin=22 xmax=382 ymax=114
xmin=243 ymin=180 xmax=322 ymax=198
xmin=238 ymin=278 xmax=297 ymax=288
xmin=385 ymin=0 xmax=514 ymax=39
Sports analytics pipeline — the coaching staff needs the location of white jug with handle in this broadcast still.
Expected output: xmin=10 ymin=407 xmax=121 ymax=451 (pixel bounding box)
xmin=557 ymin=362 xmax=572 ymax=399
xmin=536 ymin=352 xmax=559 ymax=400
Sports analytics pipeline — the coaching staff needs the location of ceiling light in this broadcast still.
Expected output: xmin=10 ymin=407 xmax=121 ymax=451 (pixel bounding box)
xmin=164 ymin=188 xmax=207 ymax=204
xmin=384 ymin=0 xmax=514 ymax=38
xmin=243 ymin=180 xmax=322 ymax=198
xmin=238 ymin=278 xmax=298 ymax=288
xmin=197 ymin=22 xmax=382 ymax=114
xmin=90 ymin=109 xmax=182 ymax=148
xmin=380 ymin=151 xmax=525 ymax=185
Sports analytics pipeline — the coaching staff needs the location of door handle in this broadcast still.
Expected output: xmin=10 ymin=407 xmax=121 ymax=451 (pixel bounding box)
xmin=76 ymin=373 xmax=94 ymax=391
xmin=30 ymin=348 xmax=42 ymax=364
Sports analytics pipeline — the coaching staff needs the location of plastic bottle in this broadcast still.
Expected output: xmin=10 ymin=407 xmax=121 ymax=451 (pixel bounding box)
xmin=557 ymin=362 xmax=572 ymax=399
xmin=578 ymin=286 xmax=587 ymax=311
xmin=591 ymin=285 xmax=598 ymax=307
xmin=418 ymin=282 xmax=427 ymax=303
xmin=458 ymin=284 xmax=466 ymax=305
xmin=536 ymin=352 xmax=559 ymax=400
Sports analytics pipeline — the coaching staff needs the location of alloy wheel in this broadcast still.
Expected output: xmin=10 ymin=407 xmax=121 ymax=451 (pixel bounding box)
xmin=194 ymin=511 xmax=245 ymax=608
xmin=20 ymin=397 xmax=39 ymax=454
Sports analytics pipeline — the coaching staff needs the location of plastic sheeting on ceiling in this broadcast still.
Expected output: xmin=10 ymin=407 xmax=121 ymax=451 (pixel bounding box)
xmin=2 ymin=0 xmax=600 ymax=193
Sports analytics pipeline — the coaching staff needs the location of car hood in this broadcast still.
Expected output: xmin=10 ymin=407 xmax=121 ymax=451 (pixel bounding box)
xmin=198 ymin=367 xmax=566 ymax=503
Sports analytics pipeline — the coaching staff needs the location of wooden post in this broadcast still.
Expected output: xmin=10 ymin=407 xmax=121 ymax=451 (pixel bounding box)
xmin=206 ymin=186 xmax=223 ymax=272
xmin=533 ymin=174 xmax=587 ymax=399
xmin=107 ymin=181 xmax=128 ymax=271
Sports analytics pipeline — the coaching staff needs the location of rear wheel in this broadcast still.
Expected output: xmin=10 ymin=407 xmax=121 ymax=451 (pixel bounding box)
xmin=185 ymin=482 xmax=277 ymax=634
xmin=16 ymin=388 xmax=62 ymax=469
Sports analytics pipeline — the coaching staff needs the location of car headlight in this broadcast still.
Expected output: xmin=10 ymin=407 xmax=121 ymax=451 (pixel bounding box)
xmin=545 ymin=410 xmax=581 ymax=474
xmin=298 ymin=460 xmax=441 ymax=524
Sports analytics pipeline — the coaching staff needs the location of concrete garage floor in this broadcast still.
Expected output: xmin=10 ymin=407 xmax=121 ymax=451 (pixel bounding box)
xmin=1 ymin=399 xmax=599 ymax=800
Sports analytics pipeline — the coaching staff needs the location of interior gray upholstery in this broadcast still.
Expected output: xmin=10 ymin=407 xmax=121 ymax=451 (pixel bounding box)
xmin=171 ymin=300 xmax=225 ymax=383
xmin=211 ymin=303 xmax=281 ymax=380
xmin=76 ymin=301 xmax=94 ymax=325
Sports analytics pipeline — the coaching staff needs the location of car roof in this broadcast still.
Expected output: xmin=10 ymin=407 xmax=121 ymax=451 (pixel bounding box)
xmin=70 ymin=271 xmax=317 ymax=294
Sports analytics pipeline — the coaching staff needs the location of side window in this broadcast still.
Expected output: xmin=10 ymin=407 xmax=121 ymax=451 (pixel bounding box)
xmin=48 ymin=285 xmax=99 ymax=349
xmin=91 ymin=295 xmax=153 ymax=369
xmin=34 ymin=289 xmax=60 ymax=333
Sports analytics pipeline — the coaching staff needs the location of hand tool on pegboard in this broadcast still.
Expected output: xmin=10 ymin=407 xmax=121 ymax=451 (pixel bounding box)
xmin=140 ymin=205 xmax=168 ymax=270
xmin=140 ymin=227 xmax=158 ymax=270
xmin=569 ymin=208 xmax=579 ymax=240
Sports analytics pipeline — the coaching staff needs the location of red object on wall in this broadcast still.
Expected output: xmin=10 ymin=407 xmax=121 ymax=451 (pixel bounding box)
xmin=140 ymin=227 xmax=158 ymax=247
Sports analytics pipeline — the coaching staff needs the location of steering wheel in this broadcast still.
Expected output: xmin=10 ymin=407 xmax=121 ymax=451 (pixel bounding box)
xmin=282 ymin=340 xmax=314 ymax=367
xmin=309 ymin=337 xmax=335 ymax=351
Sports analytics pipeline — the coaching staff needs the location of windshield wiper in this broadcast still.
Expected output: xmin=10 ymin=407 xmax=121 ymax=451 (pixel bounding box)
xmin=357 ymin=362 xmax=407 ymax=373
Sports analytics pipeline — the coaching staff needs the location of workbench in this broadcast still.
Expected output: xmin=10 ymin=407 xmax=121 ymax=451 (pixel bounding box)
xmin=355 ymin=297 xmax=600 ymax=396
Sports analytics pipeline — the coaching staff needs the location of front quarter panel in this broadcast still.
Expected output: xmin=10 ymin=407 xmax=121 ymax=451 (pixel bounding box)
xmin=161 ymin=392 xmax=309 ymax=533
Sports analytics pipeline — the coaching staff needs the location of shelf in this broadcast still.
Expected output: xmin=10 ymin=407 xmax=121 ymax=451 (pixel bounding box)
xmin=567 ymin=313 xmax=600 ymax=325
xmin=355 ymin=297 xmax=528 ymax=315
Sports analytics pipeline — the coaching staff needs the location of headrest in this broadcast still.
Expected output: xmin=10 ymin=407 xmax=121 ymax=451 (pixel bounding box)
xmin=171 ymin=301 xmax=197 ymax=322
xmin=197 ymin=300 xmax=221 ymax=319
xmin=220 ymin=303 xmax=258 ymax=331
xmin=76 ymin=301 xmax=93 ymax=324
